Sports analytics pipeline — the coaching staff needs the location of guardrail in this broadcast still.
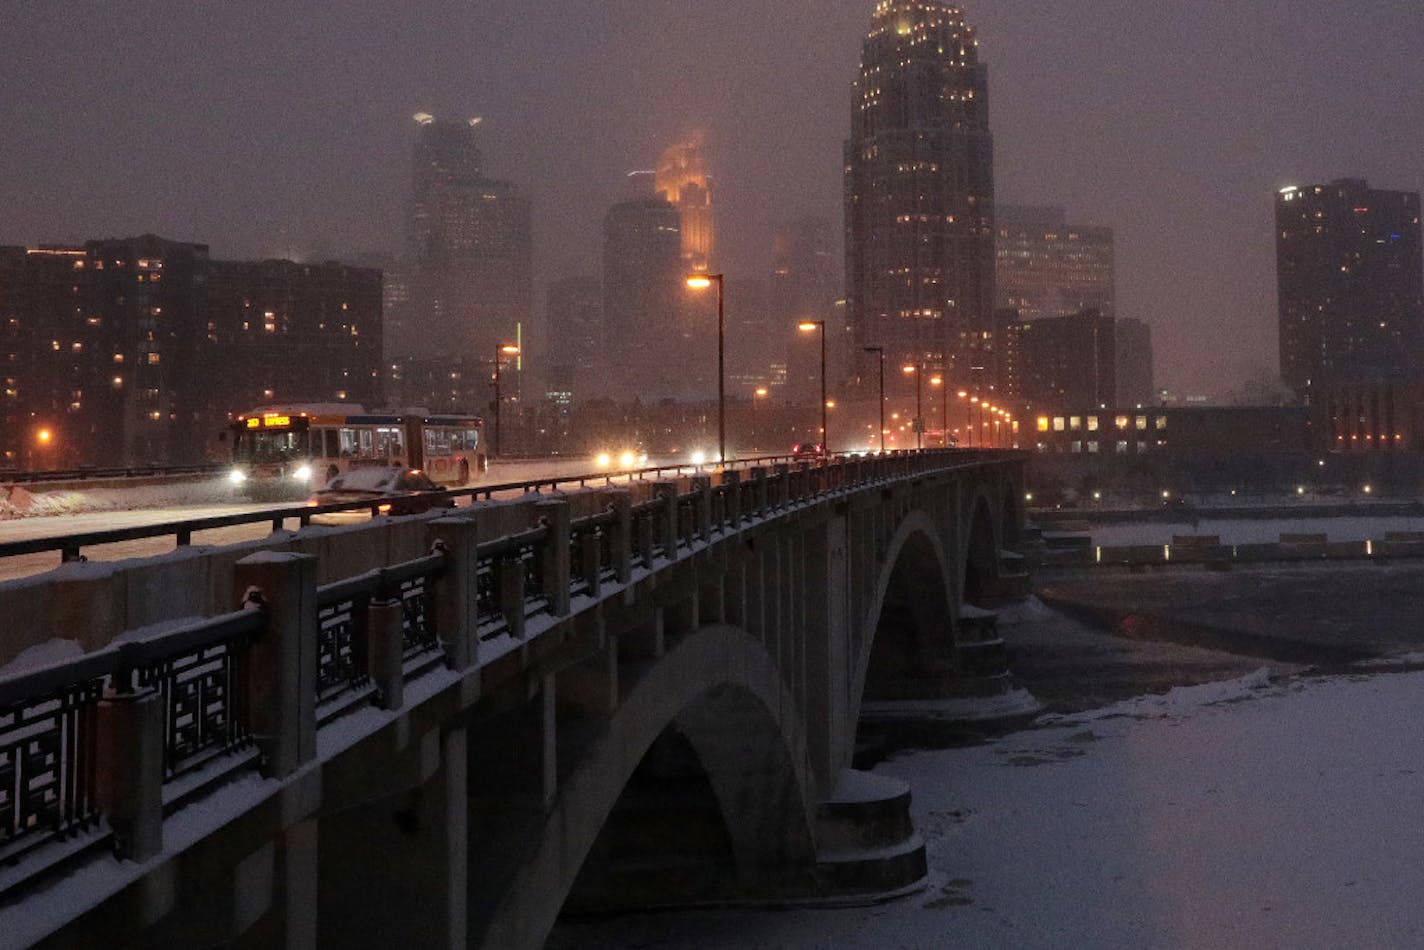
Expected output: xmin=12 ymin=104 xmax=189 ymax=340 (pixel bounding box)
xmin=0 ymin=448 xmax=1006 ymax=905
xmin=0 ymin=450 xmax=1006 ymax=568
xmin=0 ymin=464 xmax=225 ymax=486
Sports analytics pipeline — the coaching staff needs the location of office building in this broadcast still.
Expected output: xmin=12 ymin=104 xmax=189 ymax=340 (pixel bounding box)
xmin=403 ymin=114 xmax=532 ymax=365
xmin=1115 ymin=317 xmax=1155 ymax=407
xmin=996 ymin=205 xmax=1115 ymax=321
xmin=655 ymin=136 xmax=715 ymax=273
xmin=845 ymin=0 xmax=996 ymax=392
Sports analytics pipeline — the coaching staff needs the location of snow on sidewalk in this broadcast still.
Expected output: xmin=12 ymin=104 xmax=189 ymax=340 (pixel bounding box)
xmin=555 ymin=668 xmax=1424 ymax=949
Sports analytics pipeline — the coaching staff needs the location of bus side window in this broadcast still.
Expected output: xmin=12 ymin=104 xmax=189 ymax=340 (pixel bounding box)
xmin=466 ymin=428 xmax=479 ymax=451
xmin=359 ymin=429 xmax=374 ymax=458
xmin=339 ymin=428 xmax=358 ymax=458
xmin=324 ymin=429 xmax=339 ymax=459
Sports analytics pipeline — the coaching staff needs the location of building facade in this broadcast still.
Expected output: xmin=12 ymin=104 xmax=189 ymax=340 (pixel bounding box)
xmin=996 ymin=205 xmax=1115 ymax=321
xmin=543 ymin=275 xmax=603 ymax=401
xmin=0 ymin=237 xmax=383 ymax=469
xmin=845 ymin=0 xmax=996 ymax=393
xmin=1276 ymin=179 xmax=1424 ymax=402
xmin=1000 ymin=308 xmax=1115 ymax=410
xmin=1115 ymin=316 xmax=1155 ymax=407
xmin=602 ymin=198 xmax=695 ymax=401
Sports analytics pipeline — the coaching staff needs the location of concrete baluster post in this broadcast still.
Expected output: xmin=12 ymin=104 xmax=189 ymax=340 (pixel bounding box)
xmin=636 ymin=501 xmax=656 ymax=569
xmin=749 ymin=467 xmax=768 ymax=516
xmin=428 ymin=516 xmax=479 ymax=671
xmin=577 ymin=522 xmax=602 ymax=599
xmin=654 ymin=482 xmax=679 ymax=557
xmin=692 ymin=474 xmax=713 ymax=541
xmin=722 ymin=469 xmax=742 ymax=527
xmin=95 ymin=668 xmax=164 ymax=861
xmin=536 ymin=501 xmax=572 ymax=617
xmin=233 ymin=551 xmax=318 ymax=779
xmin=604 ymin=489 xmax=633 ymax=583
xmin=773 ymin=464 xmax=791 ymax=508
xmin=367 ymin=593 xmax=405 ymax=711
xmin=498 ymin=551 xmax=527 ymax=640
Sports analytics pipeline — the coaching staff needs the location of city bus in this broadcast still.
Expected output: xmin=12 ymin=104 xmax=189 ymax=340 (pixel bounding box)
xmin=228 ymin=405 xmax=488 ymax=497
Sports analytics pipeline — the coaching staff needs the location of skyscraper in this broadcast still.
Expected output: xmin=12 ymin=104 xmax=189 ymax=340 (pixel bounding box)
xmin=402 ymin=114 xmax=532 ymax=368
xmin=845 ymin=0 xmax=996 ymax=391
xmin=770 ymin=218 xmax=841 ymax=402
xmin=544 ymin=275 xmax=603 ymax=400
xmin=1276 ymin=179 xmax=1424 ymax=402
xmin=602 ymin=198 xmax=686 ymax=400
xmin=996 ymin=205 xmax=1115 ymax=321
xmin=1115 ymin=317 xmax=1155 ymax=407
xmin=999 ymin=309 xmax=1115 ymax=409
xmin=655 ymin=136 xmax=715 ymax=273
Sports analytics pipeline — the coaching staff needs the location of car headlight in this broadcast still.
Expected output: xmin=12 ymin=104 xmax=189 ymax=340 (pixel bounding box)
xmin=620 ymin=451 xmax=636 ymax=469
xmin=228 ymin=469 xmax=247 ymax=485
xmin=292 ymin=465 xmax=313 ymax=481
xmin=690 ymin=450 xmax=707 ymax=466
xmin=595 ymin=452 xmax=612 ymax=469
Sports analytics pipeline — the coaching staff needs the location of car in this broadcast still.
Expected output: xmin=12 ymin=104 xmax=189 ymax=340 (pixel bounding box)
xmin=790 ymin=442 xmax=825 ymax=461
xmin=308 ymin=466 xmax=455 ymax=518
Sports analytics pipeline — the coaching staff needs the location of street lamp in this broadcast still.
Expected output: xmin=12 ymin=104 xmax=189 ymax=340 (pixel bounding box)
xmin=930 ymin=374 xmax=948 ymax=447
xmin=863 ymin=345 xmax=885 ymax=453
xmin=687 ymin=273 xmax=726 ymax=463
xmin=492 ymin=343 xmax=520 ymax=456
xmin=902 ymin=363 xmax=924 ymax=450
xmin=798 ymin=320 xmax=827 ymax=455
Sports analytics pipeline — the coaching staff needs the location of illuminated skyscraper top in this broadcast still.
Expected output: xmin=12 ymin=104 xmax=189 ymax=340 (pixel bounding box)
xmin=845 ymin=1 xmax=996 ymax=389
xmin=655 ymin=135 xmax=715 ymax=272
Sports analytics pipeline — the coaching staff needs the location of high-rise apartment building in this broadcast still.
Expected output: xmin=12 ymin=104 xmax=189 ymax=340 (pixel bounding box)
xmin=655 ymin=136 xmax=714 ymax=273
xmin=996 ymin=205 xmax=1115 ymax=321
xmin=0 ymin=236 xmax=384 ymax=468
xmin=1276 ymin=179 xmax=1424 ymax=402
xmin=403 ymin=114 xmax=532 ymax=366
xmin=206 ymin=259 xmax=383 ymax=413
xmin=845 ymin=0 xmax=996 ymax=392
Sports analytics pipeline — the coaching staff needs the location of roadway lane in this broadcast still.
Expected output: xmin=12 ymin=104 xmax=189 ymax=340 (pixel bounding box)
xmin=0 ymin=457 xmax=688 ymax=582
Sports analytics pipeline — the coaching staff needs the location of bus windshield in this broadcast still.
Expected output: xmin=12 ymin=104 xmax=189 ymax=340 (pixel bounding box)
xmin=237 ymin=430 xmax=311 ymax=463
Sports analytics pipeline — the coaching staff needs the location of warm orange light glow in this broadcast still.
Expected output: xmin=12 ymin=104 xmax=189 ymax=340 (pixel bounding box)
xmin=902 ymin=365 xmax=916 ymax=374
xmin=826 ymin=400 xmax=837 ymax=409
xmin=686 ymin=275 xmax=714 ymax=290
xmin=499 ymin=344 xmax=521 ymax=356
xmin=798 ymin=322 xmax=821 ymax=332
xmin=36 ymin=429 xmax=52 ymax=445
xmin=755 ymin=387 xmax=769 ymax=397
xmin=930 ymin=377 xmax=943 ymax=386
xmin=957 ymin=390 xmax=968 ymax=398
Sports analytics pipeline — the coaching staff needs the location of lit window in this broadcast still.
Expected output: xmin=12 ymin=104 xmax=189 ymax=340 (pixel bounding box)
xmin=1087 ymin=416 xmax=1099 ymax=432
xmin=1069 ymin=416 xmax=1081 ymax=431
xmin=1053 ymin=417 xmax=1065 ymax=432
xmin=1136 ymin=416 xmax=1148 ymax=431
xmin=1115 ymin=416 xmax=1130 ymax=430
xmin=1156 ymin=416 xmax=1167 ymax=431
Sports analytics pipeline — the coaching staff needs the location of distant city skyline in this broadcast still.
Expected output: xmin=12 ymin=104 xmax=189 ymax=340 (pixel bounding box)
xmin=4 ymin=1 xmax=1424 ymax=397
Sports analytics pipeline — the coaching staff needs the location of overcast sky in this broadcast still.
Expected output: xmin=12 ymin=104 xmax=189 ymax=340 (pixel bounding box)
xmin=4 ymin=1 xmax=1423 ymax=397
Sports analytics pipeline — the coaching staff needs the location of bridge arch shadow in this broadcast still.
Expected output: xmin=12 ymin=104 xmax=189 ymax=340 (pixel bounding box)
xmin=963 ymin=491 xmax=998 ymax=607
xmin=473 ymin=624 xmax=816 ymax=948
xmin=856 ymin=511 xmax=959 ymax=707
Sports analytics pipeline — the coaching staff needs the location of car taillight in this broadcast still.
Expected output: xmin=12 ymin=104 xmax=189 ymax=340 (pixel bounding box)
xmin=378 ymin=503 xmax=392 ymax=514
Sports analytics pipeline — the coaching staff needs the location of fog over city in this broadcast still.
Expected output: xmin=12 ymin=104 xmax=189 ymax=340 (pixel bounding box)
xmin=5 ymin=0 xmax=1424 ymax=396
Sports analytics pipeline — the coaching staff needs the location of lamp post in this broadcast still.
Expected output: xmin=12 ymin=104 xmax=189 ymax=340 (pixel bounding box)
xmin=798 ymin=320 xmax=827 ymax=455
xmin=863 ymin=345 xmax=885 ymax=453
xmin=492 ymin=343 xmax=520 ymax=456
xmin=902 ymin=363 xmax=924 ymax=450
xmin=930 ymin=374 xmax=948 ymax=447
xmin=754 ymin=386 xmax=768 ymax=455
xmin=686 ymin=273 xmax=726 ymax=463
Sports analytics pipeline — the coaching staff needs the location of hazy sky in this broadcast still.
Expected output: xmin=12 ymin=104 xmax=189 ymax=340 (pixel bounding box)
xmin=4 ymin=1 xmax=1423 ymax=397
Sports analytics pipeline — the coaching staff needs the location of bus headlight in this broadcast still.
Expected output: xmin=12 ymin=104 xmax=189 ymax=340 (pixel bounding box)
xmin=228 ymin=469 xmax=247 ymax=485
xmin=292 ymin=465 xmax=313 ymax=482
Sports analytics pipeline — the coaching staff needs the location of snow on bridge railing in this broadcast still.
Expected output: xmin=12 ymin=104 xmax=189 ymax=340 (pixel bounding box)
xmin=0 ymin=448 xmax=1010 ymax=907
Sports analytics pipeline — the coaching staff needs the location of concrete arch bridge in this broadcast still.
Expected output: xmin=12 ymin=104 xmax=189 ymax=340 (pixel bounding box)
xmin=0 ymin=451 xmax=1028 ymax=948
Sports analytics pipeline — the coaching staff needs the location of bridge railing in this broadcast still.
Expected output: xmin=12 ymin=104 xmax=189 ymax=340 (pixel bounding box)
xmin=0 ymin=448 xmax=1014 ymax=904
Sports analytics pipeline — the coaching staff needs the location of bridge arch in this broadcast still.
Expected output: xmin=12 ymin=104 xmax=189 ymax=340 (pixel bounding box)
xmin=476 ymin=624 xmax=815 ymax=950
xmin=963 ymin=489 xmax=999 ymax=606
xmin=851 ymin=509 xmax=958 ymax=715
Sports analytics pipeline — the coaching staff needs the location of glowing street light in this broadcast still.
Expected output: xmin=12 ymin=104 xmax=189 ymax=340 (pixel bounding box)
xmin=799 ymin=320 xmax=828 ymax=456
xmin=687 ymin=273 xmax=726 ymax=463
